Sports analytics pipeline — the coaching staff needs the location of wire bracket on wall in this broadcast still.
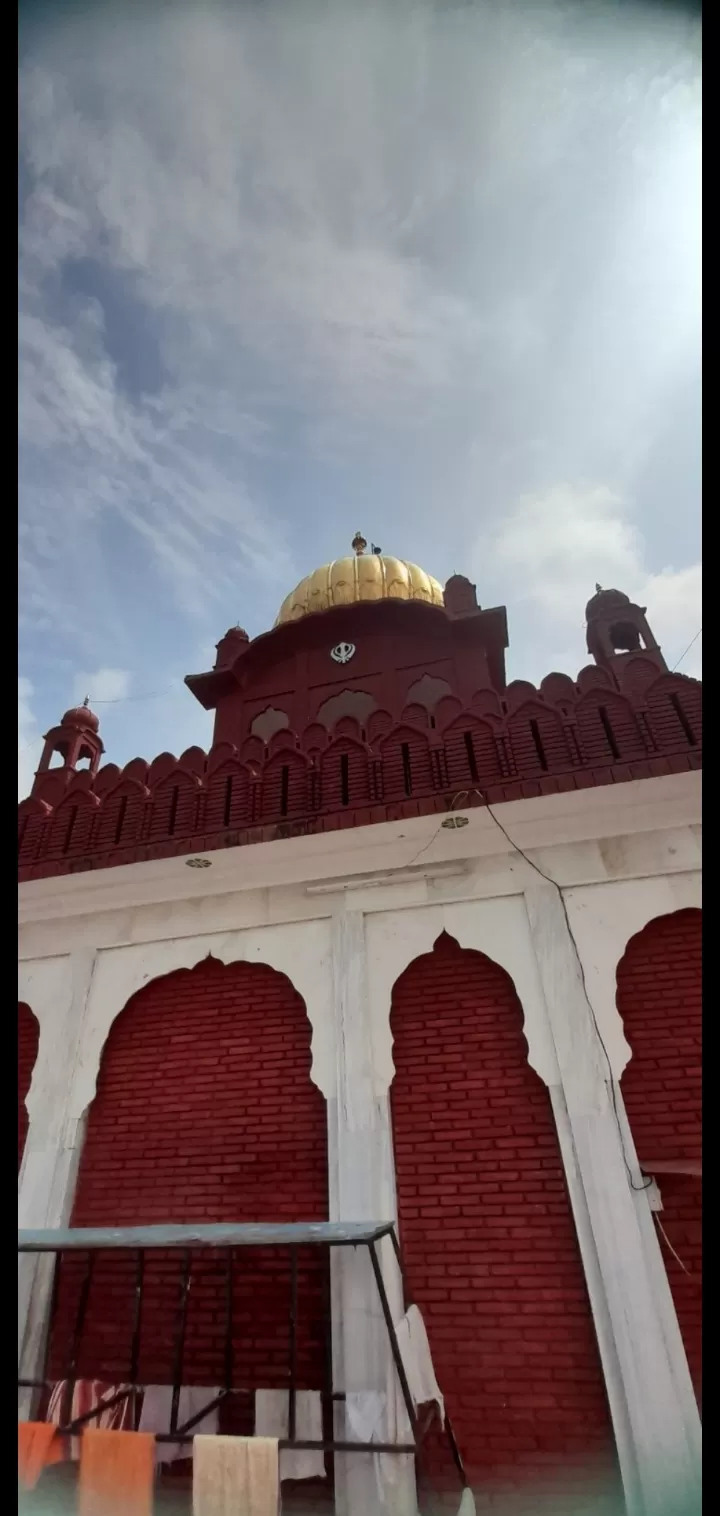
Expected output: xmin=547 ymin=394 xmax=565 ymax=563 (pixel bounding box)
xmin=643 ymin=1178 xmax=663 ymax=1213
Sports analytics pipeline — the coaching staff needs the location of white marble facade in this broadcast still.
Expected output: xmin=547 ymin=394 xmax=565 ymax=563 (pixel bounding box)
xmin=18 ymin=772 xmax=702 ymax=1515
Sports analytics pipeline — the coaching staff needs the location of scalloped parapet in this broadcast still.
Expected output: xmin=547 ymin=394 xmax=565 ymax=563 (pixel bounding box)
xmin=18 ymin=666 xmax=702 ymax=880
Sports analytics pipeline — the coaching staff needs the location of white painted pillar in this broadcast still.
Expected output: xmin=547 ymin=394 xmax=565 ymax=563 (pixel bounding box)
xmin=562 ymin=878 xmax=702 ymax=1480
xmin=18 ymin=950 xmax=97 ymax=1415
xmin=523 ymin=877 xmax=701 ymax=1516
xmin=328 ymin=907 xmax=416 ymax=1516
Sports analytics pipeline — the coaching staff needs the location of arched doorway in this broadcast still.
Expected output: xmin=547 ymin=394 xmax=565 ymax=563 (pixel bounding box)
xmin=390 ymin=932 xmax=616 ymax=1506
xmin=617 ymin=908 xmax=702 ymax=1410
xmin=48 ymin=957 xmax=329 ymax=1431
xmin=18 ymin=1002 xmax=39 ymax=1171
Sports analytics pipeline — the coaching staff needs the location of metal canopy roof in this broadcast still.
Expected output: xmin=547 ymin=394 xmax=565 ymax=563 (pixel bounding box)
xmin=18 ymin=1221 xmax=394 ymax=1252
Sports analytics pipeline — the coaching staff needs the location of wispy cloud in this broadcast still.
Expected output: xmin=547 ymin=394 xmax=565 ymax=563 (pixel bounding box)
xmin=19 ymin=0 xmax=701 ymax=786
xmin=72 ymin=669 xmax=132 ymax=705
xmin=475 ymin=484 xmax=702 ymax=680
xmin=18 ymin=299 xmax=289 ymax=636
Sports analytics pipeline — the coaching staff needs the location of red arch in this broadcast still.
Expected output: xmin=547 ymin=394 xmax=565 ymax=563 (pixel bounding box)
xmin=18 ymin=1002 xmax=39 ymax=1171
xmin=390 ymin=933 xmax=616 ymax=1503
xmin=617 ymin=908 xmax=702 ymax=1410
xmin=50 ymin=959 xmax=328 ymax=1414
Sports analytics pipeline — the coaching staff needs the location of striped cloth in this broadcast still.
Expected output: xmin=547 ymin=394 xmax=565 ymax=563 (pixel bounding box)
xmin=47 ymin=1380 xmax=135 ymax=1460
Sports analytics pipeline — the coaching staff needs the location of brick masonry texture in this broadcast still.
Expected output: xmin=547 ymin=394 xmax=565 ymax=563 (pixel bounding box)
xmin=617 ymin=908 xmax=702 ymax=1410
xmin=48 ymin=958 xmax=329 ymax=1423
xmin=18 ymin=911 xmax=701 ymax=1502
xmin=389 ymin=933 xmax=618 ymax=1503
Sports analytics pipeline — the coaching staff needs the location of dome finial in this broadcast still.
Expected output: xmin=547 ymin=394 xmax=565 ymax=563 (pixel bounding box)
xmin=351 ymin=531 xmax=367 ymax=557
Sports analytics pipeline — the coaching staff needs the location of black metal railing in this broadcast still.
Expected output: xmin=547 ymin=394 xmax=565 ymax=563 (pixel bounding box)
xmin=18 ymin=1220 xmax=467 ymax=1492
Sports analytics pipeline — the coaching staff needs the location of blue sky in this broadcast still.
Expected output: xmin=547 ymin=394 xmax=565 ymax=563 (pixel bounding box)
xmin=19 ymin=0 xmax=701 ymax=799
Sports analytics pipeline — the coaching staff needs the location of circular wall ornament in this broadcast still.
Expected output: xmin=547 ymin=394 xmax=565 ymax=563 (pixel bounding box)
xmin=331 ymin=642 xmax=356 ymax=664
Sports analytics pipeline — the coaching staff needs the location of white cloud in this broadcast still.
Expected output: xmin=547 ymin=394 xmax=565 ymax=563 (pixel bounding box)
xmin=19 ymin=1 xmax=700 ymax=712
xmin=18 ymin=678 xmax=41 ymax=802
xmin=72 ymin=668 xmax=132 ymax=705
xmin=476 ymin=484 xmax=702 ymax=680
xmin=18 ymin=9 xmax=495 ymax=653
xmin=485 ymin=485 xmax=641 ymax=612
xmin=639 ymin=568 xmax=702 ymax=677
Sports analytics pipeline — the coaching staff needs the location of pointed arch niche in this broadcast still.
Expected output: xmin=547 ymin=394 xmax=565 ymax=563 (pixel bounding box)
xmin=616 ymin=908 xmax=702 ymax=1412
xmin=48 ymin=955 xmax=329 ymax=1416
xmin=18 ymin=1002 xmax=39 ymax=1172
xmin=388 ymin=931 xmax=617 ymax=1502
xmin=366 ymin=897 xmax=559 ymax=1095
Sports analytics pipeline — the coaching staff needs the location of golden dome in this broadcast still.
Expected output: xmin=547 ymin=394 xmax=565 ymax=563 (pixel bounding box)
xmin=275 ymin=538 xmax=444 ymax=626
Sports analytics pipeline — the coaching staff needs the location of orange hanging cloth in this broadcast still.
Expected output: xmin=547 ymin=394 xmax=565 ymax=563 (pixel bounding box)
xmin=79 ymin=1429 xmax=155 ymax=1516
xmin=18 ymin=1422 xmax=62 ymax=1490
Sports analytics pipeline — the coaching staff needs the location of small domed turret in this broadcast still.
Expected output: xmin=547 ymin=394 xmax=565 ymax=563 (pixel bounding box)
xmin=585 ymin=586 xmax=631 ymax=623
xmin=61 ymin=702 xmax=100 ymax=733
xmin=32 ymin=698 xmax=104 ymax=797
xmin=585 ymin=585 xmax=665 ymax=672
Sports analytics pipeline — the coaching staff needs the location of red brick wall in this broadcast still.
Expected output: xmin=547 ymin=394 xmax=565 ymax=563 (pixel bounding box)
xmin=617 ymin=908 xmax=702 ymax=1410
xmin=18 ymin=1002 xmax=39 ymax=1171
xmin=390 ymin=934 xmax=617 ymax=1505
xmin=51 ymin=958 xmax=329 ymax=1408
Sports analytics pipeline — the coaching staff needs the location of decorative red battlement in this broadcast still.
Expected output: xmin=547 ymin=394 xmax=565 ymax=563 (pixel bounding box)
xmin=18 ymin=580 xmax=702 ymax=881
